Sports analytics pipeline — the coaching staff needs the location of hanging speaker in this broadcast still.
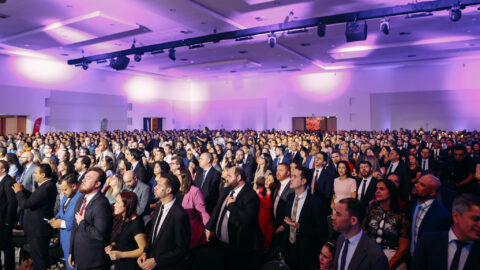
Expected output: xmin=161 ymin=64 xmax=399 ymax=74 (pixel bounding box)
xmin=346 ymin=21 xmax=367 ymax=42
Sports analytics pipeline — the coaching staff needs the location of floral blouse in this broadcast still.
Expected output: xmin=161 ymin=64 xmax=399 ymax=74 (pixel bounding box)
xmin=364 ymin=205 xmax=410 ymax=250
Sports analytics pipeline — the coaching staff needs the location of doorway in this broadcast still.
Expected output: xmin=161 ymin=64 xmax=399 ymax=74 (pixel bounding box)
xmin=143 ymin=118 xmax=163 ymax=131
xmin=0 ymin=116 xmax=27 ymax=135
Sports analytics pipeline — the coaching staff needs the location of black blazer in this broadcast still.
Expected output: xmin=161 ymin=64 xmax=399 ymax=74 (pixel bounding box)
xmin=310 ymin=168 xmax=334 ymax=203
xmin=133 ymin=162 xmax=148 ymax=184
xmin=272 ymin=180 xmax=295 ymax=231
xmin=69 ymin=192 xmax=113 ymax=269
xmin=16 ymin=179 xmax=57 ymax=238
xmin=145 ymin=201 xmax=190 ymax=270
xmin=412 ymin=231 xmax=480 ymax=270
xmin=194 ymin=167 xmax=221 ymax=215
xmin=0 ymin=175 xmax=17 ymax=226
xmin=409 ymin=199 xmax=452 ymax=251
xmin=206 ymin=184 xmax=262 ymax=252
xmin=333 ymin=232 xmax=389 ymax=270
xmin=355 ymin=177 xmax=379 ymax=206
xmin=281 ymin=192 xmax=329 ymax=270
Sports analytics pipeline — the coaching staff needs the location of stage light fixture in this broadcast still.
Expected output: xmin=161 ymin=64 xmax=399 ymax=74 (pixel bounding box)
xmin=81 ymin=62 xmax=88 ymax=70
xmin=168 ymin=48 xmax=176 ymax=61
xmin=449 ymin=5 xmax=461 ymax=22
xmin=134 ymin=53 xmax=142 ymax=62
xmin=287 ymin=28 xmax=308 ymax=35
xmin=189 ymin=44 xmax=205 ymax=49
xmin=345 ymin=20 xmax=368 ymax=42
xmin=109 ymin=55 xmax=130 ymax=71
xmin=380 ymin=18 xmax=390 ymax=35
xmin=317 ymin=23 xmax=326 ymax=37
xmin=268 ymin=32 xmax=276 ymax=48
xmin=151 ymin=50 xmax=164 ymax=55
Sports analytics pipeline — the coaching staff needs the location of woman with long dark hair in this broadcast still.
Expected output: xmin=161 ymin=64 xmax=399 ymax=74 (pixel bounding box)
xmin=331 ymin=160 xmax=357 ymax=211
xmin=6 ymin=153 xmax=22 ymax=181
xmin=364 ymin=180 xmax=409 ymax=270
xmin=105 ymin=191 xmax=146 ymax=270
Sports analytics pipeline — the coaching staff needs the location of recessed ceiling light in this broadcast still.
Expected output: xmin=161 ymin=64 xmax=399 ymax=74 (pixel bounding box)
xmin=300 ymin=43 xmax=310 ymax=47
xmin=407 ymin=54 xmax=416 ymax=58
xmin=180 ymin=58 xmax=188 ymax=61
xmin=399 ymin=32 xmax=411 ymax=35
xmin=129 ymin=65 xmax=135 ymax=68
xmin=66 ymin=5 xmax=73 ymax=8
xmin=230 ymin=70 xmax=237 ymax=73
xmin=169 ymin=8 xmax=176 ymax=12
xmin=109 ymin=23 xmax=115 ymax=26
xmin=200 ymin=21 xmax=207 ymax=25
xmin=0 ymin=13 xmax=10 ymax=19
xmin=180 ymin=30 xmax=192 ymax=34
xmin=255 ymin=17 xmax=264 ymax=21
xmin=60 ymin=53 xmax=69 ymax=56
xmin=281 ymin=66 xmax=288 ymax=69
xmin=238 ymin=50 xmax=248 ymax=54
xmin=24 ymin=44 xmax=30 ymax=47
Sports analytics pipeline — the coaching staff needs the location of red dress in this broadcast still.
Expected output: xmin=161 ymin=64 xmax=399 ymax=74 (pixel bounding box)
xmin=257 ymin=188 xmax=274 ymax=252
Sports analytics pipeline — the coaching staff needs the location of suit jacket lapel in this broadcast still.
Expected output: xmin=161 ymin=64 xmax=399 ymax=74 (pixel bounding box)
xmin=465 ymin=242 xmax=480 ymax=270
xmin=348 ymin=234 xmax=368 ymax=270
xmin=333 ymin=235 xmax=345 ymax=270
xmin=153 ymin=202 xmax=176 ymax=244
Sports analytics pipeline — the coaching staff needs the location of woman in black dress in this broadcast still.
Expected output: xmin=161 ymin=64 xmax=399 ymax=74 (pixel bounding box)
xmin=105 ymin=191 xmax=147 ymax=269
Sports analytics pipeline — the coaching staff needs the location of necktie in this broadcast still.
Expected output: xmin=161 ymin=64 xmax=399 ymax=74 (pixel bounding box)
xmin=273 ymin=185 xmax=281 ymax=218
xmin=450 ymin=240 xmax=468 ymax=270
xmin=20 ymin=168 xmax=26 ymax=183
xmin=387 ymin=163 xmax=394 ymax=174
xmin=289 ymin=195 xmax=300 ymax=244
xmin=151 ymin=204 xmax=164 ymax=243
xmin=413 ymin=204 xmax=424 ymax=245
xmin=340 ymin=239 xmax=350 ymax=270
xmin=312 ymin=170 xmax=320 ymax=194
xmin=217 ymin=190 xmax=235 ymax=240
xmin=79 ymin=197 xmax=87 ymax=216
xmin=201 ymin=170 xmax=207 ymax=188
xmin=360 ymin=179 xmax=367 ymax=200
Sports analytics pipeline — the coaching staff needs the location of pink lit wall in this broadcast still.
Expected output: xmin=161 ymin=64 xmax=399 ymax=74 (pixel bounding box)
xmin=2 ymin=53 xmax=480 ymax=133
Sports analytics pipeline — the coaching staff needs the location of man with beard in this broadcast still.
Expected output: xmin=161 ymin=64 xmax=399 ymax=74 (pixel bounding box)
xmin=205 ymin=166 xmax=262 ymax=270
xmin=448 ymin=145 xmax=479 ymax=196
xmin=19 ymin=151 xmax=36 ymax=192
xmin=69 ymin=167 xmax=113 ymax=270
xmin=13 ymin=164 xmax=57 ymax=270
xmin=138 ymin=173 xmax=190 ymax=270
xmin=234 ymin=149 xmax=253 ymax=184
xmin=356 ymin=161 xmax=378 ymax=207
xmin=409 ymin=174 xmax=452 ymax=255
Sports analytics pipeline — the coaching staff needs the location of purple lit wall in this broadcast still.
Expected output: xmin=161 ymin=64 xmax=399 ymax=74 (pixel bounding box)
xmin=2 ymin=53 xmax=480 ymax=133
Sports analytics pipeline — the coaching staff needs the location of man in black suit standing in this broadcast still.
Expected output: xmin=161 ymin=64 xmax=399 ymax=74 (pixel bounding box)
xmin=413 ymin=194 xmax=480 ymax=270
xmin=195 ymin=152 xmax=221 ymax=215
xmin=205 ymin=166 xmax=262 ymax=270
xmin=0 ymin=161 xmax=17 ymax=270
xmin=69 ymin=167 xmax=113 ymax=270
xmin=13 ymin=163 xmax=57 ymax=270
xmin=234 ymin=149 xmax=254 ymax=184
xmin=419 ymin=147 xmax=438 ymax=174
xmin=332 ymin=198 xmax=389 ymax=270
xmin=270 ymin=163 xmax=294 ymax=255
xmin=410 ymin=174 xmax=452 ymax=255
xmin=127 ymin=148 xmax=147 ymax=184
xmin=385 ymin=148 xmax=409 ymax=198
xmin=280 ymin=166 xmax=328 ymax=270
xmin=138 ymin=173 xmax=190 ymax=270
xmin=74 ymin=156 xmax=90 ymax=184
xmin=310 ymin=152 xmax=334 ymax=204
xmin=356 ymin=160 xmax=378 ymax=207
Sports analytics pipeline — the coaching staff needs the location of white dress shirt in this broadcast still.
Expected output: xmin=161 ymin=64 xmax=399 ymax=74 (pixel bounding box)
xmin=217 ymin=184 xmax=245 ymax=244
xmin=411 ymin=199 xmax=434 ymax=254
xmin=358 ymin=175 xmax=373 ymax=200
xmin=290 ymin=190 xmax=307 ymax=223
xmin=153 ymin=198 xmax=176 ymax=238
xmin=274 ymin=178 xmax=290 ymax=218
xmin=448 ymin=228 xmax=473 ymax=270
xmin=338 ymin=230 xmax=363 ymax=270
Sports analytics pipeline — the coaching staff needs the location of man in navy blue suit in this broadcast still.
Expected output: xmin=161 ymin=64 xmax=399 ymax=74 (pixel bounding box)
xmin=48 ymin=173 xmax=81 ymax=270
xmin=413 ymin=194 xmax=480 ymax=270
xmin=409 ymin=174 xmax=452 ymax=255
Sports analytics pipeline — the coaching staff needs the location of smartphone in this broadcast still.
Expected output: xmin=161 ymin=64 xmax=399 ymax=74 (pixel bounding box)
xmin=43 ymin=218 xmax=50 ymax=222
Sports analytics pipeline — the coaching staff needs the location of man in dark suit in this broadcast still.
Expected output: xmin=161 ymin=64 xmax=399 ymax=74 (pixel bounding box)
xmin=273 ymin=146 xmax=291 ymax=174
xmin=348 ymin=144 xmax=363 ymax=170
xmin=0 ymin=161 xmax=17 ymax=270
xmin=194 ymin=152 xmax=221 ymax=215
xmin=326 ymin=151 xmax=341 ymax=178
xmin=419 ymin=147 xmax=438 ymax=173
xmin=332 ymin=198 xmax=389 ymax=270
xmin=412 ymin=194 xmax=480 ymax=270
xmin=74 ymin=156 xmax=90 ymax=184
xmin=113 ymin=141 xmax=125 ymax=167
xmin=127 ymin=148 xmax=147 ymax=184
xmin=410 ymin=174 xmax=452 ymax=255
xmin=280 ymin=166 xmax=328 ymax=270
xmin=138 ymin=173 xmax=190 ymax=270
xmin=13 ymin=163 xmax=57 ymax=270
xmin=356 ymin=160 xmax=379 ymax=207
xmin=384 ymin=148 xmax=409 ymax=198
xmin=270 ymin=163 xmax=294 ymax=255
xmin=19 ymin=151 xmax=36 ymax=192
xmin=69 ymin=167 xmax=113 ymax=270
xmin=234 ymin=149 xmax=254 ymax=184
xmin=310 ymin=152 xmax=334 ymax=204
xmin=205 ymin=166 xmax=262 ymax=270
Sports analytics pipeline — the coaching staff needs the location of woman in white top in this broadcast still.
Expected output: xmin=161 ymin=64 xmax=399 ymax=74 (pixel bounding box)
xmin=331 ymin=160 xmax=357 ymax=211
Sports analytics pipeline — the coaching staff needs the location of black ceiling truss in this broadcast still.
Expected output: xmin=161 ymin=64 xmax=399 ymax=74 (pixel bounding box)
xmin=68 ymin=0 xmax=480 ymax=67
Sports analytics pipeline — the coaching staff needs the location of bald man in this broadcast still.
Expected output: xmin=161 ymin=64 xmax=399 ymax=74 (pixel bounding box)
xmin=123 ymin=170 xmax=151 ymax=221
xmin=410 ymin=174 xmax=452 ymax=255
xmin=19 ymin=151 xmax=37 ymax=192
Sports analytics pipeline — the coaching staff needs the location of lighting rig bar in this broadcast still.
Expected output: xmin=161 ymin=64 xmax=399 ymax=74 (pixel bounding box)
xmin=68 ymin=0 xmax=480 ymax=66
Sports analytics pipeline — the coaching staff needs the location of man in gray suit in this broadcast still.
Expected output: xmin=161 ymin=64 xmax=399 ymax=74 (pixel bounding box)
xmin=19 ymin=151 xmax=36 ymax=192
xmin=332 ymin=198 xmax=388 ymax=270
xmin=123 ymin=170 xmax=151 ymax=221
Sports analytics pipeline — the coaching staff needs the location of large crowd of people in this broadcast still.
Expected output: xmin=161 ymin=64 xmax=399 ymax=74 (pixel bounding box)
xmin=0 ymin=127 xmax=479 ymax=270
